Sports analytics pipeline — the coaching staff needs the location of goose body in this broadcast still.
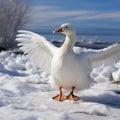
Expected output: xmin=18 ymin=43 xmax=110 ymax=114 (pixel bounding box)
xmin=51 ymin=43 xmax=91 ymax=90
xmin=16 ymin=23 xmax=120 ymax=101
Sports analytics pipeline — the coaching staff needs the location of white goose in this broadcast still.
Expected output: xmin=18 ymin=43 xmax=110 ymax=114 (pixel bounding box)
xmin=16 ymin=23 xmax=120 ymax=101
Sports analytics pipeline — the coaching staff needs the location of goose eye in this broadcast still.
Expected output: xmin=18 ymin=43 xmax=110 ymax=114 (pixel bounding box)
xmin=65 ymin=26 xmax=68 ymax=29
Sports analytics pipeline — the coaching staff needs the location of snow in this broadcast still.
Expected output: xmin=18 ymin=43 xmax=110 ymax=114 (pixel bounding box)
xmin=0 ymin=50 xmax=120 ymax=120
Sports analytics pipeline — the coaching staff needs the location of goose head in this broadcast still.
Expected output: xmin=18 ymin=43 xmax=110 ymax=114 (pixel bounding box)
xmin=53 ymin=23 xmax=76 ymax=36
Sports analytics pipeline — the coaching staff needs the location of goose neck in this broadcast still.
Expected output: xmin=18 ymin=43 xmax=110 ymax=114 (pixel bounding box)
xmin=62 ymin=33 xmax=76 ymax=50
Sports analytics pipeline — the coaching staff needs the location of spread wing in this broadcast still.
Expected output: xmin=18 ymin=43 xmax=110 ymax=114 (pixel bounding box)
xmin=16 ymin=30 xmax=58 ymax=74
xmin=88 ymin=43 xmax=120 ymax=67
xmin=73 ymin=43 xmax=120 ymax=68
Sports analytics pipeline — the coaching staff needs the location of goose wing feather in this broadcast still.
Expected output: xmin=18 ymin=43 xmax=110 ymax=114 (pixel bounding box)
xmin=16 ymin=30 xmax=58 ymax=74
xmin=73 ymin=43 xmax=120 ymax=68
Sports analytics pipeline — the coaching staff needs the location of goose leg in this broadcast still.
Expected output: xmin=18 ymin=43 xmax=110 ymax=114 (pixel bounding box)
xmin=52 ymin=87 xmax=67 ymax=101
xmin=67 ymin=87 xmax=80 ymax=101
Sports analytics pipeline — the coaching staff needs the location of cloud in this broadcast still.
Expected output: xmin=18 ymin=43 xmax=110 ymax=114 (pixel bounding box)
xmin=76 ymin=11 xmax=120 ymax=20
xmin=26 ymin=5 xmax=93 ymax=29
xmin=30 ymin=5 xmax=92 ymax=20
xmin=26 ymin=4 xmax=120 ymax=30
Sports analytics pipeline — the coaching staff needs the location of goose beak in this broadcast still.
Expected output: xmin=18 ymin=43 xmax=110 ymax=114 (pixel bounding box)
xmin=53 ymin=27 xmax=63 ymax=34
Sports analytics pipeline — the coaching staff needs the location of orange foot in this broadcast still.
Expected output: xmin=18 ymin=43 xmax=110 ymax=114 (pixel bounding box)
xmin=52 ymin=87 xmax=67 ymax=101
xmin=67 ymin=87 xmax=80 ymax=101
xmin=67 ymin=94 xmax=80 ymax=101
xmin=52 ymin=93 xmax=67 ymax=101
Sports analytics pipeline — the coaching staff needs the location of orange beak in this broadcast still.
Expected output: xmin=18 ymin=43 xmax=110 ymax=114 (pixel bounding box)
xmin=53 ymin=27 xmax=63 ymax=33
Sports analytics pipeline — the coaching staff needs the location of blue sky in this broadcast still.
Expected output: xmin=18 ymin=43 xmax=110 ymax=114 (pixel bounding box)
xmin=26 ymin=0 xmax=120 ymax=34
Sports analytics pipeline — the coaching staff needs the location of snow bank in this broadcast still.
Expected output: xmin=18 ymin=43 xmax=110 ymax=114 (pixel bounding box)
xmin=0 ymin=51 xmax=119 ymax=120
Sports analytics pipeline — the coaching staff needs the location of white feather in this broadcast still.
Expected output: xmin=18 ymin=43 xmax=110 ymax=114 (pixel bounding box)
xmin=16 ymin=30 xmax=58 ymax=74
xmin=87 ymin=43 xmax=120 ymax=67
xmin=73 ymin=43 xmax=120 ymax=68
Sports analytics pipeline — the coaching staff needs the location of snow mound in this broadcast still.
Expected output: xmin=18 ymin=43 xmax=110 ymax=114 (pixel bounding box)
xmin=0 ymin=51 xmax=119 ymax=120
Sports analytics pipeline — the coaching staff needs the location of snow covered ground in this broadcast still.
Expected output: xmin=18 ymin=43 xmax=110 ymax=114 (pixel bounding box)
xmin=0 ymin=50 xmax=120 ymax=120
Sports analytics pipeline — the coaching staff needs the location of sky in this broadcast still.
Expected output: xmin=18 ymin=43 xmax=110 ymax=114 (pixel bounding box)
xmin=26 ymin=0 xmax=120 ymax=34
